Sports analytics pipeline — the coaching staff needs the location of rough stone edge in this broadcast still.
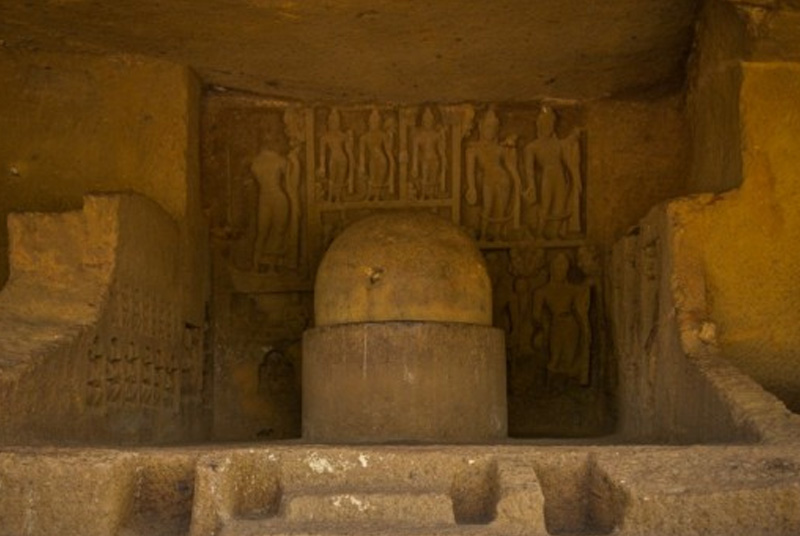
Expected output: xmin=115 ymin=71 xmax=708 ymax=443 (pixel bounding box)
xmin=665 ymin=194 xmax=800 ymax=444
xmin=0 ymin=195 xmax=120 ymax=382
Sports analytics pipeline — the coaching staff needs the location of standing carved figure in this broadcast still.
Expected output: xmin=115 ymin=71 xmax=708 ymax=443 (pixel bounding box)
xmin=317 ymin=109 xmax=354 ymax=202
xmin=533 ymin=253 xmax=591 ymax=386
xmin=283 ymin=108 xmax=304 ymax=269
xmin=524 ymin=106 xmax=582 ymax=239
xmin=359 ymin=108 xmax=396 ymax=201
xmin=411 ymin=107 xmax=447 ymax=199
xmin=465 ymin=108 xmax=522 ymax=241
xmin=509 ymin=247 xmax=547 ymax=355
xmin=252 ymin=135 xmax=292 ymax=272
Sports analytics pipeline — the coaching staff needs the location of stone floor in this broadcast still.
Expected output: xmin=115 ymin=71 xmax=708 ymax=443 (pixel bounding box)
xmin=1 ymin=442 xmax=798 ymax=536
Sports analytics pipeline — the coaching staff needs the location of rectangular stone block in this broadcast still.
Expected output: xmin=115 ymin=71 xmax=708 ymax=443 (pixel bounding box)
xmin=0 ymin=453 xmax=133 ymax=536
xmin=593 ymin=449 xmax=800 ymax=535
xmin=303 ymin=322 xmax=506 ymax=443
xmin=492 ymin=459 xmax=548 ymax=534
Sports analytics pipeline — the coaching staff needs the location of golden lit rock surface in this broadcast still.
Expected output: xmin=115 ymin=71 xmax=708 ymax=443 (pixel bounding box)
xmin=314 ymin=212 xmax=492 ymax=327
xmin=686 ymin=61 xmax=800 ymax=413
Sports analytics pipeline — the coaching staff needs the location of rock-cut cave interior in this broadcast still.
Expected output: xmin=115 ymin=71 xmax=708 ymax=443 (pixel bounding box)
xmin=1 ymin=1 xmax=800 ymax=534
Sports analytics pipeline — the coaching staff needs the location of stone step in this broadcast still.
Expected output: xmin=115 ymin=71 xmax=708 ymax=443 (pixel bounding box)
xmin=279 ymin=489 xmax=455 ymax=525
xmin=218 ymin=520 xmax=539 ymax=536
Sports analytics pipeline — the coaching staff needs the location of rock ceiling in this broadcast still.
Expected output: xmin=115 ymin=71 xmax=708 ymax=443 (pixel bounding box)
xmin=0 ymin=0 xmax=702 ymax=102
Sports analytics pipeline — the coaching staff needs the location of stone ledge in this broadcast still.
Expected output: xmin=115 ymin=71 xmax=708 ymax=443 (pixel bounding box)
xmin=2 ymin=444 xmax=798 ymax=536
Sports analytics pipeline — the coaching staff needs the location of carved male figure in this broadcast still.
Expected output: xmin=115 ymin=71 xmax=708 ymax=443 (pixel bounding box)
xmin=533 ymin=253 xmax=591 ymax=386
xmin=317 ymin=109 xmax=354 ymax=202
xmin=509 ymin=247 xmax=547 ymax=355
xmin=411 ymin=107 xmax=447 ymax=199
xmin=251 ymin=132 xmax=294 ymax=272
xmin=465 ymin=108 xmax=523 ymax=241
xmin=283 ymin=108 xmax=304 ymax=270
xmin=524 ymin=106 xmax=582 ymax=239
xmin=359 ymin=108 xmax=396 ymax=201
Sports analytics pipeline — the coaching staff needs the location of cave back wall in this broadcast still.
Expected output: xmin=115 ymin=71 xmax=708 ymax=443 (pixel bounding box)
xmin=202 ymin=90 xmax=689 ymax=440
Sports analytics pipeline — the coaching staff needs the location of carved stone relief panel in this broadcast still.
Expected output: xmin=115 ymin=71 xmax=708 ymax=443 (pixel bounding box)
xmin=203 ymin=97 xmax=312 ymax=293
xmin=461 ymin=105 xmax=585 ymax=247
xmin=204 ymin=95 xmax=586 ymax=291
xmin=484 ymin=245 xmax=609 ymax=436
xmin=202 ymin=91 xmax=601 ymax=438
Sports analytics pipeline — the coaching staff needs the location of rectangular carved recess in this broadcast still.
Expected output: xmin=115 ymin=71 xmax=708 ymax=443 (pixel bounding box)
xmin=202 ymin=91 xmax=611 ymax=438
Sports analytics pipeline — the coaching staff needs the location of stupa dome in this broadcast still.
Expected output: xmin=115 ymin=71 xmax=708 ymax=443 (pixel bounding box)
xmin=315 ymin=212 xmax=492 ymax=327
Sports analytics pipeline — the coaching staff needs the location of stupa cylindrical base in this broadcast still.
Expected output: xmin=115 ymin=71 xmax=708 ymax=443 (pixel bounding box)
xmin=302 ymin=322 xmax=507 ymax=443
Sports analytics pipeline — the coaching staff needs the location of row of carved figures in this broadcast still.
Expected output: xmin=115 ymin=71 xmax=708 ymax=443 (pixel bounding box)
xmin=312 ymin=105 xmax=583 ymax=235
xmin=244 ymin=104 xmax=583 ymax=270
xmin=316 ymin=107 xmax=448 ymax=202
xmin=465 ymin=106 xmax=581 ymax=242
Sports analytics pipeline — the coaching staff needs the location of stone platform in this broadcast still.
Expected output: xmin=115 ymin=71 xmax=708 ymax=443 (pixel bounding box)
xmin=303 ymin=322 xmax=507 ymax=443
xmin=1 ymin=443 xmax=798 ymax=536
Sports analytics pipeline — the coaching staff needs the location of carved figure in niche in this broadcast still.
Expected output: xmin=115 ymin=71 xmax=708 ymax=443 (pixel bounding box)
xmin=251 ymin=130 xmax=296 ymax=272
xmin=533 ymin=253 xmax=591 ymax=387
xmin=317 ymin=109 xmax=354 ymax=202
xmin=258 ymin=349 xmax=296 ymax=396
xmin=465 ymin=108 xmax=523 ymax=241
xmin=509 ymin=247 xmax=547 ymax=356
xmin=524 ymin=106 xmax=582 ymax=239
xmin=384 ymin=114 xmax=398 ymax=191
xmin=283 ymin=108 xmax=305 ymax=269
xmin=411 ymin=107 xmax=447 ymax=199
xmin=359 ymin=108 xmax=396 ymax=201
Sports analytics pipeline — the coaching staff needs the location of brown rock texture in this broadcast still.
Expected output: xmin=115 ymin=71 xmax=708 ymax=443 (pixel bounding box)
xmin=0 ymin=194 xmax=208 ymax=445
xmin=0 ymin=1 xmax=698 ymax=102
xmin=303 ymin=322 xmax=507 ymax=443
xmin=0 ymin=49 xmax=207 ymax=325
xmin=1 ymin=444 xmax=799 ymax=536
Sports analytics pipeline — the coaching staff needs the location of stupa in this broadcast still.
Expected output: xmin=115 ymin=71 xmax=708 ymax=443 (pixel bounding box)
xmin=303 ymin=212 xmax=507 ymax=442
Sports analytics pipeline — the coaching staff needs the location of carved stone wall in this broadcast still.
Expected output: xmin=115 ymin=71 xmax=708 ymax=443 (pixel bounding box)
xmin=0 ymin=194 xmax=209 ymax=444
xmin=0 ymin=51 xmax=204 ymax=303
xmin=202 ymin=91 xmax=689 ymax=439
xmin=204 ymin=96 xmax=586 ymax=281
